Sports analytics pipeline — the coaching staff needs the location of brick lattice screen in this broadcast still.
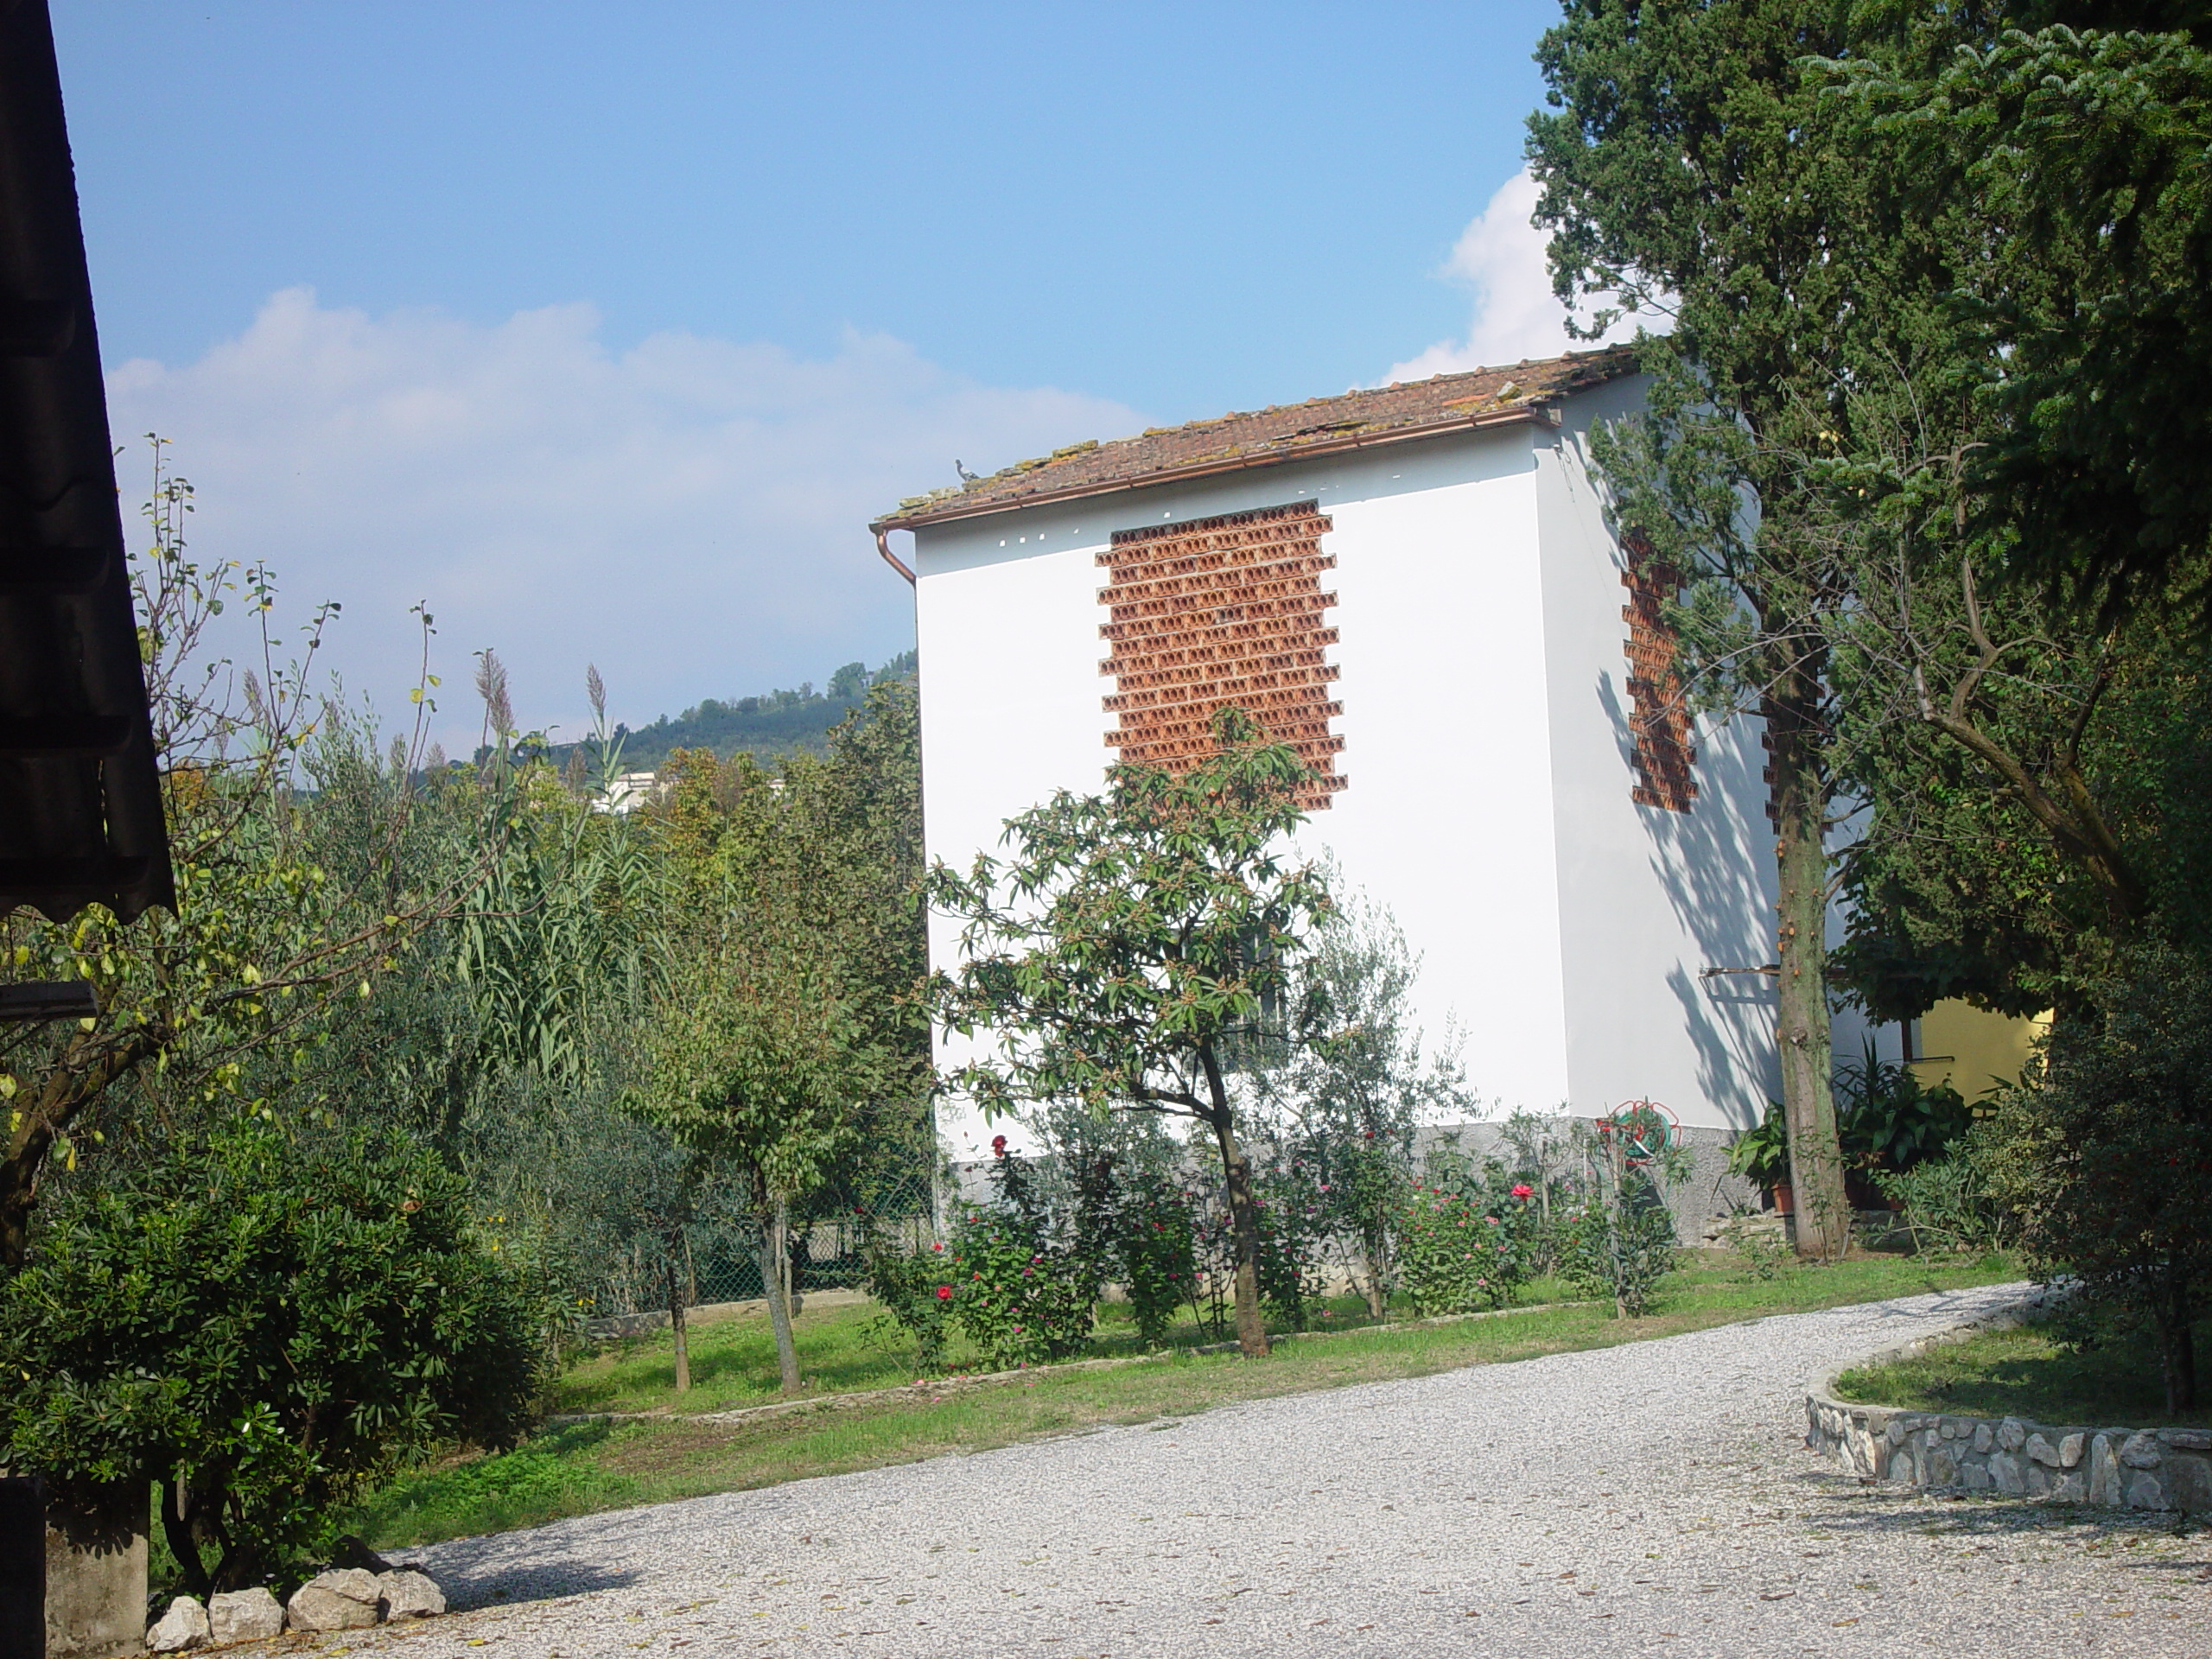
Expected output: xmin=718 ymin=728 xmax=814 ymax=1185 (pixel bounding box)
xmin=1098 ymin=500 xmax=1346 ymax=810
xmin=1620 ymin=531 xmax=1699 ymax=812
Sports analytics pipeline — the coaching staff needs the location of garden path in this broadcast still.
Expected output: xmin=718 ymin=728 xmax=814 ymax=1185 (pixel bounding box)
xmin=363 ymin=1284 xmax=2210 ymax=1657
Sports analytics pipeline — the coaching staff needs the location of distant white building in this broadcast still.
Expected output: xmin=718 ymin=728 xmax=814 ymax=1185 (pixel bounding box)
xmin=876 ymin=349 xmax=1888 ymax=1159
xmin=594 ymin=770 xmax=665 ymax=815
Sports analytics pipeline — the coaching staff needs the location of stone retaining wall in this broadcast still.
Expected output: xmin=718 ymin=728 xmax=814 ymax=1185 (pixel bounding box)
xmin=1807 ymin=1325 xmax=2212 ymax=1511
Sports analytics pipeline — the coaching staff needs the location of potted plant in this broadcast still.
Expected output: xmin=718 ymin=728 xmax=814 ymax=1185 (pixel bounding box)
xmin=1728 ymin=1102 xmax=1792 ymax=1211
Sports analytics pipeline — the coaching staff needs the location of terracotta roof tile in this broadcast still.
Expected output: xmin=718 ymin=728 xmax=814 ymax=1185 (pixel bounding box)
xmin=872 ymin=345 xmax=1638 ymax=531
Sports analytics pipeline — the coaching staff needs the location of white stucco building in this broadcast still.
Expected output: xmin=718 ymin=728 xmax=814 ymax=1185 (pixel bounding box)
xmin=876 ymin=348 xmax=1872 ymax=1160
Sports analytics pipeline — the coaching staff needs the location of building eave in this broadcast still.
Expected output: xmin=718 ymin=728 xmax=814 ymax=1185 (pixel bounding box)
xmin=870 ymin=400 xmax=1562 ymax=537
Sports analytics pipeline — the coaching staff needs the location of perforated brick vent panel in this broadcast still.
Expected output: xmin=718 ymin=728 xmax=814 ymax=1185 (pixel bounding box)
xmin=1620 ymin=532 xmax=1699 ymax=812
xmin=1099 ymin=500 xmax=1346 ymax=810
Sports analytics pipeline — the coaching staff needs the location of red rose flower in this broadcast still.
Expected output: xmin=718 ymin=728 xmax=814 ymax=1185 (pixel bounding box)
xmin=936 ymin=1285 xmax=952 ymax=1300
xmin=991 ymin=1135 xmax=1008 ymax=1156
xmin=1511 ymin=1184 xmax=1535 ymax=1200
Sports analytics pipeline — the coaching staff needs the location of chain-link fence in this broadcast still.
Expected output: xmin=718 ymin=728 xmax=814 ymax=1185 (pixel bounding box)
xmin=582 ymin=1164 xmax=941 ymax=1318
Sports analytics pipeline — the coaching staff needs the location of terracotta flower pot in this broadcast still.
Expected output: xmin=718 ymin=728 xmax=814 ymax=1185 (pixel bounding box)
xmin=1769 ymin=1182 xmax=1795 ymax=1216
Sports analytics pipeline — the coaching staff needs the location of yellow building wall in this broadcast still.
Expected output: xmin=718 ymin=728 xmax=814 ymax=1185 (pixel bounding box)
xmin=1908 ymin=999 xmax=2050 ymax=1099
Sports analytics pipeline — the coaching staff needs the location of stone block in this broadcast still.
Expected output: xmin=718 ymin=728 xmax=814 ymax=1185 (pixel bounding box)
xmin=147 ymin=1597 xmax=210 ymax=1652
xmin=209 ymin=1587 xmax=285 ymax=1643
xmin=1998 ymin=1417 xmax=2028 ymax=1452
xmin=1989 ymin=1452 xmax=2026 ymax=1495
xmin=1962 ymin=1459 xmax=1992 ymax=1491
xmin=377 ymin=1568 xmax=445 ymax=1620
xmin=1885 ymin=1419 xmax=1907 ymax=1447
xmin=2027 ymin=1463 xmax=2051 ymax=1497
xmin=2158 ymin=1428 xmax=2212 ymax=1452
xmin=2051 ymin=1471 xmax=2088 ymax=1502
xmin=2025 ymin=1433 xmax=2061 ymax=1468
xmin=2126 ymin=1471 xmax=2167 ymax=1510
xmin=2165 ymin=1455 xmax=2212 ymax=1512
xmin=1940 ymin=1419 xmax=1965 ymax=1440
xmin=1973 ymin=1423 xmax=1994 ymax=1454
xmin=1927 ymin=1446 xmax=1959 ymax=1487
xmin=2059 ymin=1433 xmax=2086 ymax=1469
xmin=2121 ymin=1431 xmax=2164 ymax=1469
xmin=286 ymin=1568 xmax=382 ymax=1631
xmin=2088 ymin=1435 xmax=2120 ymax=1506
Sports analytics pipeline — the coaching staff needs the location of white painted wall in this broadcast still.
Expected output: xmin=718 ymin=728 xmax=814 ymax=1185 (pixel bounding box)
xmin=912 ymin=512 xmax=1115 ymax=1159
xmin=1535 ymin=377 xmax=1778 ymax=1131
xmin=910 ymin=388 xmax=1783 ymax=1153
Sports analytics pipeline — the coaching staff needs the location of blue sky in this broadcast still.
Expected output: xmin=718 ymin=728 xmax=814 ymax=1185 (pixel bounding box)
xmin=54 ymin=2 xmax=1599 ymax=750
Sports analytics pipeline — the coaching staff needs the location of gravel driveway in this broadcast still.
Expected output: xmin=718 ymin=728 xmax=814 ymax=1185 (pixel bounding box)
xmin=361 ymin=1283 xmax=2211 ymax=1657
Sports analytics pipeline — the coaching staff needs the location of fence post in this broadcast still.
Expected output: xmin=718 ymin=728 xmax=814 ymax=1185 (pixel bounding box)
xmin=37 ymin=1478 xmax=144 ymax=1659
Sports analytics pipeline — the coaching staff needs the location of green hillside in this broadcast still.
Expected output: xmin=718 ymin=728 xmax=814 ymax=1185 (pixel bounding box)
xmin=556 ymin=650 xmax=916 ymax=774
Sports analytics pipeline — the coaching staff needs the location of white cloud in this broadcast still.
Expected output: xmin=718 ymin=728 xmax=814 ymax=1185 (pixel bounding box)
xmin=106 ymin=289 xmax=1141 ymax=750
xmin=1384 ymin=169 xmax=1643 ymax=385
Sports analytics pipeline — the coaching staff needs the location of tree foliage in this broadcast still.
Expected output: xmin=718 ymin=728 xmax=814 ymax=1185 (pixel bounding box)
xmin=1840 ymin=14 xmax=2212 ymax=624
xmin=930 ymin=709 xmax=1332 ymax=1356
xmin=0 ymin=446 xmax=465 ymax=1268
xmin=1983 ymin=942 xmax=2212 ymax=1411
xmin=0 ymin=1125 xmax=538 ymax=1596
xmin=1529 ymin=0 xmax=1891 ymax=1255
xmin=631 ymin=681 xmax=930 ymax=1389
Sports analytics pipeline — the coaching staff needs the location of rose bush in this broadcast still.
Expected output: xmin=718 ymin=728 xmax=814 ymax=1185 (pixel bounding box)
xmin=1395 ymin=1180 xmax=1539 ymax=1313
xmin=943 ymin=1206 xmax=1095 ymax=1367
xmin=857 ymin=1224 xmax=956 ymax=1372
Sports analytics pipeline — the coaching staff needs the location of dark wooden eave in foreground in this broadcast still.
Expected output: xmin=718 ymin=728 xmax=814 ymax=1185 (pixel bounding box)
xmin=871 ymin=346 xmax=1639 ymax=534
xmin=0 ymin=0 xmax=173 ymax=925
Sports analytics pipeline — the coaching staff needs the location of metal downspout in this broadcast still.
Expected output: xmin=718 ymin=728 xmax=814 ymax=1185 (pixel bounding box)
xmin=875 ymin=529 xmax=915 ymax=585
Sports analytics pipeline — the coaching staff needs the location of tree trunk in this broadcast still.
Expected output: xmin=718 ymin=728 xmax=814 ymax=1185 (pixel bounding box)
xmin=1768 ymin=687 xmax=1852 ymax=1261
xmin=2157 ymin=1275 xmax=2196 ymax=1414
xmin=159 ymin=1481 xmax=210 ymax=1604
xmin=760 ymin=1202 xmax=802 ymax=1393
xmin=0 ymin=1135 xmax=47 ymax=1273
xmin=783 ymin=1204 xmax=804 ymax=1318
xmin=1359 ymin=1239 xmax=1388 ymax=1321
xmin=1208 ymin=1111 xmax=1270 ymax=1357
xmin=664 ymin=1243 xmax=690 ymax=1395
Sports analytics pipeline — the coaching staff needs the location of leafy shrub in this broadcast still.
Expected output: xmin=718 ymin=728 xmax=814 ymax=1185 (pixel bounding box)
xmin=1726 ymin=1102 xmax=1790 ymax=1190
xmin=944 ymin=1206 xmax=1095 ymax=1368
xmin=1109 ymin=1175 xmax=1199 ymax=1349
xmin=1981 ymin=943 xmax=2212 ymax=1412
xmin=0 ymin=1126 xmax=540 ymax=1597
xmin=857 ymin=1227 xmax=955 ymax=1373
xmin=1835 ymin=1043 xmax=1972 ymax=1174
xmin=1873 ymin=1125 xmax=2013 ymax=1255
xmin=1557 ymin=1134 xmax=1685 ymax=1319
xmin=1395 ymin=1180 xmax=1539 ymax=1314
xmin=939 ymin=1149 xmax=1096 ymax=1368
xmin=1249 ymin=1146 xmax=1331 ymax=1332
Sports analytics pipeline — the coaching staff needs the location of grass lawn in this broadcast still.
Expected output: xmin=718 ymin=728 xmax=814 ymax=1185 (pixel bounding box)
xmin=1831 ymin=1307 xmax=2212 ymax=1431
xmin=348 ymin=1248 xmax=2021 ymax=1551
